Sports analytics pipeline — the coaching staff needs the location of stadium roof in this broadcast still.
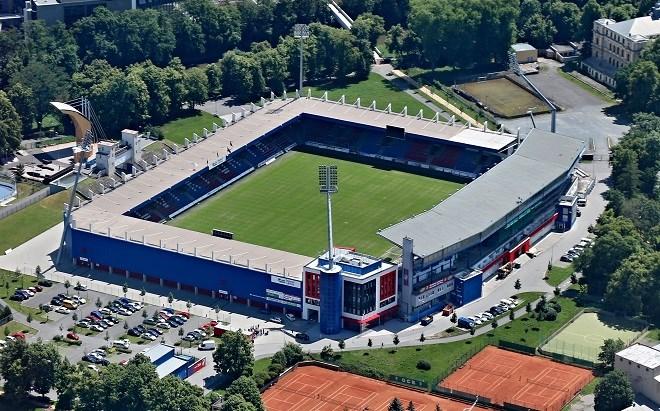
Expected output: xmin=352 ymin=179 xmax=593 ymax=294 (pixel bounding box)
xmin=378 ymin=129 xmax=585 ymax=258
xmin=616 ymin=344 xmax=660 ymax=369
xmin=71 ymin=96 xmax=517 ymax=276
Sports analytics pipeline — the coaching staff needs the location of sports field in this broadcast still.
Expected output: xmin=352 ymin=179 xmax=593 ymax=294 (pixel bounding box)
xmin=457 ymin=77 xmax=549 ymax=118
xmin=541 ymin=312 xmax=644 ymax=362
xmin=263 ymin=365 xmax=487 ymax=411
xmin=169 ymin=151 xmax=462 ymax=257
xmin=440 ymin=346 xmax=592 ymax=411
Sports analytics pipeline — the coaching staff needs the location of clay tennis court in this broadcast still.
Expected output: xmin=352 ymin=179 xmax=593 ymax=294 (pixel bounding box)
xmin=263 ymin=365 xmax=488 ymax=411
xmin=440 ymin=346 xmax=593 ymax=411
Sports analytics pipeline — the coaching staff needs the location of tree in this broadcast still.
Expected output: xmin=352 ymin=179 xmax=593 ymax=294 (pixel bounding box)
xmin=168 ymin=292 xmax=174 ymax=307
xmin=388 ymin=397 xmax=404 ymax=411
xmin=338 ymin=339 xmax=345 ymax=351
xmin=226 ymin=376 xmax=264 ymax=411
xmin=514 ymin=279 xmax=521 ymax=290
xmin=470 ymin=326 xmax=476 ymax=336
xmin=549 ymin=1 xmax=581 ymax=43
xmin=128 ymin=61 xmax=171 ymax=124
xmin=221 ymin=394 xmax=257 ymax=411
xmin=26 ymin=312 xmax=33 ymax=323
xmin=35 ymin=265 xmax=43 ymax=282
xmin=213 ymin=330 xmax=254 ymax=379
xmin=140 ymin=288 xmax=146 ymax=302
xmin=594 ymin=370 xmax=634 ymax=411
xmin=393 ymin=334 xmax=400 ymax=350
xmin=95 ymin=297 xmax=102 ymax=309
xmin=64 ymin=280 xmax=71 ymax=294
xmin=12 ymin=163 xmax=24 ymax=182
xmin=351 ymin=13 xmax=385 ymax=48
xmin=367 ymin=338 xmax=373 ymax=348
xmin=580 ymin=0 xmax=602 ymax=41
xmin=7 ymin=82 xmax=34 ymax=135
xmin=407 ymin=400 xmax=416 ymax=411
xmin=450 ymin=312 xmax=457 ymax=323
xmin=178 ymin=327 xmax=184 ymax=337
xmin=491 ymin=319 xmax=498 ymax=329
xmin=521 ymin=14 xmax=556 ymax=49
xmin=220 ymin=51 xmax=265 ymax=103
xmin=124 ymin=320 xmax=129 ymax=330
xmin=144 ymin=375 xmax=210 ymax=411
xmin=598 ymin=338 xmax=625 ymax=368
xmin=183 ymin=0 xmax=241 ymax=60
xmin=10 ymin=61 xmax=69 ymax=130
xmin=420 ymin=333 xmax=426 ymax=343
xmin=142 ymin=309 xmax=148 ymax=319
xmin=509 ymin=309 xmax=515 ymax=321
xmin=280 ymin=342 xmax=304 ymax=366
xmin=320 ymin=344 xmax=334 ymax=360
xmin=206 ymin=63 xmax=223 ymax=97
xmin=0 ymin=90 xmax=21 ymax=157
xmin=183 ymin=67 xmax=209 ymax=109
xmin=0 ymin=340 xmax=62 ymax=401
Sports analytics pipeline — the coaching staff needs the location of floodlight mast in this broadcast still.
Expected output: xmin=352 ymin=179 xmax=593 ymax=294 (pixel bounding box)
xmin=56 ymin=130 xmax=94 ymax=265
xmin=318 ymin=165 xmax=338 ymax=269
xmin=508 ymin=52 xmax=557 ymax=133
xmin=293 ymin=24 xmax=310 ymax=92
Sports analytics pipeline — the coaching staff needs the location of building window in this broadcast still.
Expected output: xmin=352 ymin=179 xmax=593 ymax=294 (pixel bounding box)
xmin=343 ymin=279 xmax=376 ymax=316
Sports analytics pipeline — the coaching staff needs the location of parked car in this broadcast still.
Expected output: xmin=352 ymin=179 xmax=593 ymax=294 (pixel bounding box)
xmin=285 ymin=313 xmax=296 ymax=322
xmin=74 ymin=284 xmax=87 ymax=291
xmin=28 ymin=287 xmax=38 ymax=294
xmin=37 ymin=280 xmax=53 ymax=287
xmin=420 ymin=315 xmax=434 ymax=326
xmin=66 ymin=332 xmax=80 ymax=341
xmin=72 ymin=295 xmax=87 ymax=305
xmin=156 ymin=322 xmax=171 ymax=329
xmin=198 ymin=340 xmax=216 ymax=350
xmin=143 ymin=318 xmax=158 ymax=325
xmin=135 ymin=325 xmax=146 ymax=334
xmin=10 ymin=293 xmax=27 ymax=301
xmin=270 ymin=316 xmax=282 ymax=324
xmin=113 ymin=339 xmax=130 ymax=349
xmin=128 ymin=328 xmax=141 ymax=337
xmin=481 ymin=312 xmax=494 ymax=320
xmin=89 ymin=324 xmax=104 ymax=332
xmin=457 ymin=317 xmax=475 ymax=329
xmin=295 ymin=332 xmax=310 ymax=342
xmin=141 ymin=333 xmax=156 ymax=341
xmin=167 ymin=319 xmax=180 ymax=328
xmin=147 ymin=328 xmax=162 ymax=336
xmin=182 ymin=334 xmax=196 ymax=342
xmin=77 ymin=320 xmax=90 ymax=328
xmin=560 ymin=254 xmax=574 ymax=262
xmin=175 ymin=311 xmax=190 ymax=319
xmin=55 ymin=306 xmax=71 ymax=315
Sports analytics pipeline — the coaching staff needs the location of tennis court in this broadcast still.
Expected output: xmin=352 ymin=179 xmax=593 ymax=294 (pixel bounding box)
xmin=541 ymin=312 xmax=644 ymax=362
xmin=457 ymin=77 xmax=549 ymax=118
xmin=440 ymin=346 xmax=592 ymax=411
xmin=263 ymin=365 xmax=487 ymax=411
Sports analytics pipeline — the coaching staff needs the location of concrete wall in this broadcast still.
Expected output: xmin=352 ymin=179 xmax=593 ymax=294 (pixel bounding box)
xmin=615 ymin=355 xmax=660 ymax=405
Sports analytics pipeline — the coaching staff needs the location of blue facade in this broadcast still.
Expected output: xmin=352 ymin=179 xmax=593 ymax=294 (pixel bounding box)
xmin=70 ymin=229 xmax=303 ymax=314
xmin=319 ymin=270 xmax=343 ymax=334
xmin=452 ymin=271 xmax=483 ymax=306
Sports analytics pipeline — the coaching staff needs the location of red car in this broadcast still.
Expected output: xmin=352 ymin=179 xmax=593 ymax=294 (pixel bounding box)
xmin=176 ymin=311 xmax=190 ymax=319
xmin=10 ymin=332 xmax=25 ymax=340
xmin=66 ymin=332 xmax=80 ymax=341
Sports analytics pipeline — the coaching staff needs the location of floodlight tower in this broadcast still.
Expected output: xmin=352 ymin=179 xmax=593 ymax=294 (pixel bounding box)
xmin=508 ymin=52 xmax=557 ymax=133
xmin=293 ymin=24 xmax=310 ymax=92
xmin=56 ymin=130 xmax=95 ymax=265
xmin=318 ymin=165 xmax=338 ymax=268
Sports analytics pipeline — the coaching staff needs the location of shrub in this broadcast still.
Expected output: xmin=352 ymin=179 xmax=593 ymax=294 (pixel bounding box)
xmin=53 ymin=335 xmax=63 ymax=342
xmin=416 ymin=360 xmax=431 ymax=370
xmin=544 ymin=307 xmax=558 ymax=321
xmin=267 ymin=362 xmax=284 ymax=378
xmin=252 ymin=371 xmax=271 ymax=387
xmin=144 ymin=125 xmax=164 ymax=140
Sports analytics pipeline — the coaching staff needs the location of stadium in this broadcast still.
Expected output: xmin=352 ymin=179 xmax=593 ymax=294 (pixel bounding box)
xmin=64 ymin=94 xmax=584 ymax=334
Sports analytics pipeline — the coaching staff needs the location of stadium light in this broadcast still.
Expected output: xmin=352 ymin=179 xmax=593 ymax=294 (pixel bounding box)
xmin=293 ymin=24 xmax=310 ymax=92
xmin=318 ymin=165 xmax=338 ymax=269
xmin=508 ymin=51 xmax=556 ymax=133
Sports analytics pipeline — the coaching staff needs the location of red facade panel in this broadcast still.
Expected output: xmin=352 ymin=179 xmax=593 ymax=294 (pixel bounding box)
xmin=379 ymin=270 xmax=396 ymax=300
xmin=305 ymin=271 xmax=320 ymax=299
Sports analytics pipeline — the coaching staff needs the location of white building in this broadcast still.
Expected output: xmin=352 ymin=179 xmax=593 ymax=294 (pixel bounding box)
xmin=615 ymin=343 xmax=660 ymax=406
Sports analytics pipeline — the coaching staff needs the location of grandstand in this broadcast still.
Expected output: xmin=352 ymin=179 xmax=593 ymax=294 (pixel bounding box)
xmin=66 ymin=94 xmax=582 ymax=328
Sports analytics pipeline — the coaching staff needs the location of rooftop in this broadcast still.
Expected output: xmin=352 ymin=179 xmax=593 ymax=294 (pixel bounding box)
xmin=142 ymin=343 xmax=174 ymax=363
xmin=155 ymin=356 xmax=189 ymax=379
xmin=598 ymin=16 xmax=660 ymax=40
xmin=511 ymin=43 xmax=536 ymax=52
xmin=617 ymin=344 xmax=660 ymax=369
xmin=378 ymin=129 xmax=584 ymax=258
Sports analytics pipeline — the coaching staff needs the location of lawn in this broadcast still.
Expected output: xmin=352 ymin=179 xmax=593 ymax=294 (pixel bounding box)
xmin=644 ymin=328 xmax=660 ymax=342
xmin=546 ymin=265 xmax=575 ymax=287
xmin=0 ymin=269 xmax=49 ymax=323
xmin=15 ymin=182 xmax=45 ymax=201
xmin=170 ymin=151 xmax=462 ymax=257
xmin=160 ymin=110 xmax=221 ymax=145
xmin=308 ymin=73 xmax=441 ymax=118
xmin=321 ymin=296 xmax=581 ymax=386
xmin=457 ymin=78 xmax=548 ymax=118
xmin=541 ymin=312 xmax=645 ymax=362
xmin=0 ymin=320 xmax=37 ymax=337
xmin=0 ymin=189 xmax=70 ymax=253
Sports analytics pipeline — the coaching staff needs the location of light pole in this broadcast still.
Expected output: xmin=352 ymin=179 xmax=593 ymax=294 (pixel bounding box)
xmin=318 ymin=165 xmax=338 ymax=268
xmin=508 ymin=52 xmax=556 ymax=133
xmin=293 ymin=24 xmax=310 ymax=92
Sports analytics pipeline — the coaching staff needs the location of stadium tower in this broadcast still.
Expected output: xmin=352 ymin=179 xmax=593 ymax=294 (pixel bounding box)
xmin=317 ymin=165 xmax=343 ymax=334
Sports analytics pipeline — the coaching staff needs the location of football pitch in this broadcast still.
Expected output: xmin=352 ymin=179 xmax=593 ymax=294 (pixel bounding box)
xmin=169 ymin=151 xmax=463 ymax=257
xmin=457 ymin=77 xmax=549 ymax=118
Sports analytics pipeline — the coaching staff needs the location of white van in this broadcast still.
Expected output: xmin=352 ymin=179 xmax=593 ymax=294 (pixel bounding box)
xmin=198 ymin=340 xmax=216 ymax=351
xmin=113 ymin=339 xmax=130 ymax=350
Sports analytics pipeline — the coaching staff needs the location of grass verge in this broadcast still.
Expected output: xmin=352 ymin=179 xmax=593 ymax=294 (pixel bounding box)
xmin=546 ymin=265 xmax=575 ymax=287
xmin=0 ymin=320 xmax=37 ymax=337
xmin=0 ymin=189 xmax=69 ymax=253
xmin=0 ymin=269 xmax=48 ymax=323
xmin=160 ymin=110 xmax=221 ymax=145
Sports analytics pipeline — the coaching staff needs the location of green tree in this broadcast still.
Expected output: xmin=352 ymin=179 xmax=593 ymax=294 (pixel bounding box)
xmin=549 ymin=1 xmax=581 ymax=43
xmin=170 ymin=9 xmax=205 ymax=65
xmin=144 ymin=375 xmax=210 ymax=411
xmin=521 ymin=14 xmax=556 ymax=49
xmin=0 ymin=90 xmax=22 ymax=157
xmin=221 ymin=394 xmax=257 ymax=411
xmin=580 ymin=0 xmax=602 ymax=41
xmin=54 ymin=358 xmax=80 ymax=410
xmin=183 ymin=0 xmax=241 ymax=60
xmin=184 ymin=67 xmax=208 ymax=109
xmin=351 ymin=13 xmax=386 ymax=48
xmin=64 ymin=280 xmax=71 ymax=294
xmin=407 ymin=400 xmax=416 ymax=411
xmin=280 ymin=342 xmax=304 ymax=366
xmin=95 ymin=297 xmax=102 ymax=309
xmin=226 ymin=376 xmax=264 ymax=411
xmin=168 ymin=292 xmax=174 ymax=307
xmin=594 ymin=370 xmax=634 ymax=411
xmin=393 ymin=334 xmax=400 ymax=350
xmin=206 ymin=63 xmax=223 ymax=97
xmin=11 ymin=61 xmax=68 ymax=130
xmin=128 ymin=61 xmax=171 ymax=124
xmin=420 ymin=333 xmax=426 ymax=343
xmin=253 ymin=43 xmax=288 ymax=95
xmin=514 ymin=279 xmax=521 ymax=290
xmin=338 ymin=339 xmax=346 ymax=351
xmin=7 ymin=82 xmax=35 ymax=135
xmin=213 ymin=330 xmax=254 ymax=379
xmin=220 ymin=51 xmax=265 ymax=103
xmin=388 ymin=397 xmax=405 ymax=411
xmin=598 ymin=338 xmax=625 ymax=368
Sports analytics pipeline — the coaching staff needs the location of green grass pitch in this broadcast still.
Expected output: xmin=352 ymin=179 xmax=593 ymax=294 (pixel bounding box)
xmin=169 ymin=151 xmax=463 ymax=257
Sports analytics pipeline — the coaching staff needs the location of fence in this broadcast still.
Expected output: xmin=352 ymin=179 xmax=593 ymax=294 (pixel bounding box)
xmin=432 ymin=339 xmax=488 ymax=389
xmin=0 ymin=186 xmax=53 ymax=221
xmin=498 ymin=340 xmax=537 ymax=355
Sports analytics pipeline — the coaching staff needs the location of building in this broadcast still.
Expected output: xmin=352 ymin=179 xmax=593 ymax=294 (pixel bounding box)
xmin=511 ymin=43 xmax=538 ymax=63
xmin=95 ymin=129 xmax=153 ymax=177
xmin=141 ymin=344 xmax=206 ymax=380
xmin=23 ymin=0 xmax=172 ymax=25
xmin=303 ymin=248 xmax=397 ymax=333
xmin=583 ymin=5 xmax=660 ymax=87
xmin=379 ymin=130 xmax=584 ymax=321
xmin=65 ymin=95 xmax=583 ymax=333
xmin=615 ymin=344 xmax=660 ymax=406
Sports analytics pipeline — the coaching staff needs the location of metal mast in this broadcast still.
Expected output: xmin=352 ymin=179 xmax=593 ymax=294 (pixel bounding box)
xmin=318 ymin=165 xmax=338 ymax=269
xmin=293 ymin=24 xmax=310 ymax=92
xmin=508 ymin=52 xmax=557 ymax=133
